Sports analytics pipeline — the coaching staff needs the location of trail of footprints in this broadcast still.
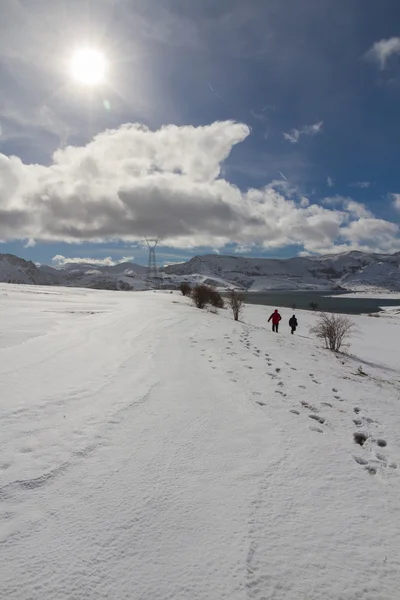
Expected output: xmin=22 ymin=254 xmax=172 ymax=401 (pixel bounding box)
xmin=193 ymin=330 xmax=397 ymax=477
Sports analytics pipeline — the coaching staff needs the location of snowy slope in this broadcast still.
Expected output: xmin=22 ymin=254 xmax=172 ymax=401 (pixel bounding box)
xmin=1 ymin=284 xmax=399 ymax=599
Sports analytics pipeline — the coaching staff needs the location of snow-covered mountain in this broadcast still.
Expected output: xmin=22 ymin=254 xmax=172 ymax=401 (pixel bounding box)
xmin=0 ymin=254 xmax=150 ymax=290
xmin=165 ymin=251 xmax=400 ymax=292
xmin=0 ymin=254 xmax=58 ymax=286
xmin=1 ymin=250 xmax=400 ymax=292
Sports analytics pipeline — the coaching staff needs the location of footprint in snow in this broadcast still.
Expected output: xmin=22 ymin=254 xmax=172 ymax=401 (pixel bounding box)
xmin=312 ymin=379 xmax=320 ymax=385
xmin=332 ymin=388 xmax=338 ymax=393
xmin=355 ymin=451 xmax=397 ymax=474
xmin=301 ymin=400 xmax=318 ymax=412
xmin=298 ymin=385 xmax=306 ymax=389
xmin=256 ymin=401 xmax=266 ymax=406
xmin=321 ymin=402 xmax=332 ymax=408
xmin=275 ymin=390 xmax=286 ymax=396
xmin=354 ymin=432 xmax=368 ymax=446
xmin=310 ymin=426 xmax=323 ymax=434
xmin=309 ymin=414 xmax=326 ymax=425
xmin=290 ymin=409 xmax=300 ymax=415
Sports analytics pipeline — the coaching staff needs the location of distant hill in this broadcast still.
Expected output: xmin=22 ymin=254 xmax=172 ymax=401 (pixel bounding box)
xmin=1 ymin=250 xmax=399 ymax=292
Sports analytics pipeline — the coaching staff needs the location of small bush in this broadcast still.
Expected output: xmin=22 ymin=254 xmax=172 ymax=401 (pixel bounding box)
xmin=179 ymin=282 xmax=191 ymax=296
xmin=309 ymin=301 xmax=319 ymax=311
xmin=192 ymin=284 xmax=212 ymax=309
xmin=208 ymin=288 xmax=225 ymax=308
xmin=310 ymin=312 xmax=355 ymax=352
xmin=226 ymin=289 xmax=245 ymax=321
xmin=191 ymin=284 xmax=224 ymax=309
xmin=117 ymin=280 xmax=133 ymax=291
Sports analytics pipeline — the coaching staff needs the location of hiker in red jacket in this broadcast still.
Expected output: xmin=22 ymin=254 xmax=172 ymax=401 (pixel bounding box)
xmin=268 ymin=309 xmax=282 ymax=333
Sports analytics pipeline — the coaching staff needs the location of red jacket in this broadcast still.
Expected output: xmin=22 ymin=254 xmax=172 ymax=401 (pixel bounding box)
xmin=268 ymin=310 xmax=282 ymax=324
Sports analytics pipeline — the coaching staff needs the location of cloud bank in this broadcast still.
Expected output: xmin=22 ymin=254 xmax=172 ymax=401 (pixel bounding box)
xmin=52 ymin=255 xmax=134 ymax=267
xmin=0 ymin=120 xmax=399 ymax=254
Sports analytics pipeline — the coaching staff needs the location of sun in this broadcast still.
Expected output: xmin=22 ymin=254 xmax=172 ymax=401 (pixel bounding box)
xmin=70 ymin=48 xmax=107 ymax=86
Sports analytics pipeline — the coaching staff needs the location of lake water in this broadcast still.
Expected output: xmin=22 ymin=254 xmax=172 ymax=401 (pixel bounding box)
xmin=240 ymin=291 xmax=400 ymax=315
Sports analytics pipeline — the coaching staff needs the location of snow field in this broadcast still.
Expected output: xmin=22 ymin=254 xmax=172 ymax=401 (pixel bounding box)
xmin=1 ymin=284 xmax=400 ymax=599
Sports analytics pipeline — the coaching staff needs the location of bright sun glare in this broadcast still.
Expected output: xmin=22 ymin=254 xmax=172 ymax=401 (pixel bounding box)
xmin=70 ymin=48 xmax=107 ymax=86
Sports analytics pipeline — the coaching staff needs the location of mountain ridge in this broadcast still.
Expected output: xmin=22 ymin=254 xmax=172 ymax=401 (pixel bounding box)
xmin=0 ymin=251 xmax=399 ymax=292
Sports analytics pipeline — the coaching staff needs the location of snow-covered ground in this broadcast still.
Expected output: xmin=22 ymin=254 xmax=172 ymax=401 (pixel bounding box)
xmin=1 ymin=284 xmax=399 ymax=600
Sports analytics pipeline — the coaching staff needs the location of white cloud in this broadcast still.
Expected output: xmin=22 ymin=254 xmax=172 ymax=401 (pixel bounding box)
xmin=391 ymin=194 xmax=400 ymax=211
xmin=327 ymin=176 xmax=334 ymax=187
xmin=0 ymin=120 xmax=399 ymax=255
xmin=366 ymin=37 xmax=400 ymax=69
xmin=349 ymin=181 xmax=370 ymax=189
xmin=52 ymin=255 xmax=134 ymax=267
xmin=24 ymin=238 xmax=36 ymax=248
xmin=283 ymin=121 xmax=323 ymax=144
xmin=322 ymin=196 xmax=372 ymax=218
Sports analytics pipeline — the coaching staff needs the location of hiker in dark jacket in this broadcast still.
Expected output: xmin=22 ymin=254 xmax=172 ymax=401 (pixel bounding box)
xmin=289 ymin=315 xmax=298 ymax=334
xmin=268 ymin=309 xmax=282 ymax=333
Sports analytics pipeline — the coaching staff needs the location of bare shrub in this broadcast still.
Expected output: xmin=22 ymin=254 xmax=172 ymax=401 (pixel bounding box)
xmin=179 ymin=282 xmax=191 ymax=296
xmin=309 ymin=301 xmax=318 ymax=311
xmin=208 ymin=287 xmax=225 ymax=308
xmin=191 ymin=284 xmax=224 ymax=309
xmin=191 ymin=284 xmax=210 ymax=309
xmin=310 ymin=312 xmax=355 ymax=352
xmin=226 ymin=289 xmax=245 ymax=321
xmin=117 ymin=280 xmax=133 ymax=291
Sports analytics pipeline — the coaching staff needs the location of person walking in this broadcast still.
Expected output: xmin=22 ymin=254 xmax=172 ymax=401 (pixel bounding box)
xmin=289 ymin=314 xmax=298 ymax=334
xmin=268 ymin=309 xmax=282 ymax=333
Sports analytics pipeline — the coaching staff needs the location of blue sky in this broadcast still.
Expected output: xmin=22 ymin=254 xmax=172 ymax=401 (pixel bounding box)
xmin=0 ymin=0 xmax=399 ymax=267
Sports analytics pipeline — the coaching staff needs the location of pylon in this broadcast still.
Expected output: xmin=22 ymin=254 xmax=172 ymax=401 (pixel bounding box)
xmin=145 ymin=238 xmax=159 ymax=278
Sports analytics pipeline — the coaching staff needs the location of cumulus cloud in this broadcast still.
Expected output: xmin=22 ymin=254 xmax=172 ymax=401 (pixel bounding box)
xmin=0 ymin=120 xmax=399 ymax=255
xmin=283 ymin=121 xmax=323 ymax=144
xmin=322 ymin=196 xmax=373 ymax=218
xmin=366 ymin=37 xmax=400 ymax=69
xmin=327 ymin=176 xmax=334 ymax=187
xmin=52 ymin=255 xmax=134 ymax=267
xmin=391 ymin=194 xmax=400 ymax=211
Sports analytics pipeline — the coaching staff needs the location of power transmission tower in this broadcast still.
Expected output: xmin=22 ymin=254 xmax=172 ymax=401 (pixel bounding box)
xmin=145 ymin=238 xmax=159 ymax=279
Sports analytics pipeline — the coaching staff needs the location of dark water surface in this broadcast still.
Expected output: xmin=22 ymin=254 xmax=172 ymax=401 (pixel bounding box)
xmin=240 ymin=291 xmax=400 ymax=315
